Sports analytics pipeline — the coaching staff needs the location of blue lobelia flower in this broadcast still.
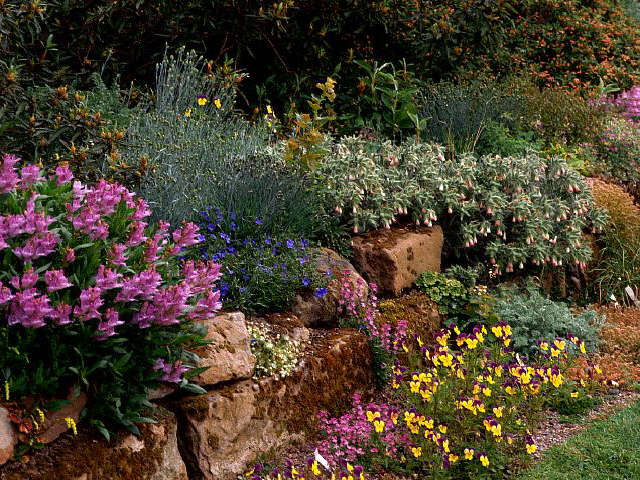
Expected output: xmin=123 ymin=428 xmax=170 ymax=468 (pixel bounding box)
xmin=314 ymin=288 xmax=328 ymax=298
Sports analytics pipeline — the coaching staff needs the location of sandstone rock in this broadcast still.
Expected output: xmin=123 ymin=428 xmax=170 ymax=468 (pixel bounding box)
xmin=0 ymin=407 xmax=16 ymax=466
xmin=293 ymin=248 xmax=368 ymax=327
xmin=0 ymin=407 xmax=187 ymax=480
xmin=37 ymin=389 xmax=87 ymax=444
xmin=170 ymin=328 xmax=373 ymax=480
xmin=147 ymin=384 xmax=177 ymax=401
xmin=351 ymin=225 xmax=443 ymax=294
xmin=248 ymin=313 xmax=310 ymax=344
xmin=192 ymin=312 xmax=256 ymax=387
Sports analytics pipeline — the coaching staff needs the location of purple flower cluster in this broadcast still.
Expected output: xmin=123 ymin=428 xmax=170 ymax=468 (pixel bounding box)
xmin=0 ymin=154 xmax=224 ymax=383
xmin=604 ymin=86 xmax=640 ymax=123
xmin=337 ymin=273 xmax=407 ymax=354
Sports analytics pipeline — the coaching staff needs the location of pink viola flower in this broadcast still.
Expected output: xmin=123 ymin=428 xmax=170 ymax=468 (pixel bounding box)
xmin=0 ymin=154 xmax=20 ymax=194
xmin=96 ymin=308 xmax=124 ymax=340
xmin=95 ymin=264 xmax=122 ymax=290
xmin=108 ymin=243 xmax=128 ymax=267
xmin=74 ymin=287 xmax=103 ymax=321
xmin=20 ymin=164 xmax=42 ymax=187
xmin=8 ymin=288 xmax=53 ymax=328
xmin=54 ymin=164 xmax=74 ymax=185
xmin=51 ymin=302 xmax=72 ymax=325
xmin=45 ymin=269 xmax=73 ymax=292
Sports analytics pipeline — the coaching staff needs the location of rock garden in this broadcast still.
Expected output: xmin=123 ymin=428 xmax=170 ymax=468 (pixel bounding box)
xmin=1 ymin=1 xmax=640 ymax=479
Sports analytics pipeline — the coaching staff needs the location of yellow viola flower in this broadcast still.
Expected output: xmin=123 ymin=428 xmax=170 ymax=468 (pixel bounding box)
xmin=438 ymin=424 xmax=447 ymax=434
xmin=554 ymin=339 xmax=566 ymax=351
xmin=571 ymin=391 xmax=579 ymax=398
xmin=526 ymin=443 xmax=538 ymax=454
xmin=482 ymin=386 xmax=492 ymax=397
xmin=464 ymin=448 xmax=474 ymax=460
xmin=580 ymin=342 xmax=586 ymax=354
xmin=594 ymin=365 xmax=603 ymax=375
xmin=503 ymin=338 xmax=511 ymax=347
xmin=480 ymin=454 xmax=490 ymax=467
xmin=184 ymin=108 xmax=192 ymax=117
xmin=214 ymin=97 xmax=222 ymax=109
xmin=448 ymin=453 xmax=459 ymax=463
xmin=491 ymin=325 xmax=503 ymax=338
xmin=373 ymin=420 xmax=385 ymax=433
xmin=411 ymin=446 xmax=422 ymax=458
xmin=196 ymin=95 xmax=208 ymax=106
xmin=493 ymin=406 xmax=504 ymax=418
xmin=311 ymin=460 xmax=321 ymax=475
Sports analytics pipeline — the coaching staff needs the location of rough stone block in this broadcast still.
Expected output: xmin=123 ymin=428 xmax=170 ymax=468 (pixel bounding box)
xmin=351 ymin=225 xmax=443 ymax=294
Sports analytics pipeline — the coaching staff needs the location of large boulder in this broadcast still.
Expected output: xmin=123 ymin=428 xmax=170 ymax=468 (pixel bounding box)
xmin=0 ymin=407 xmax=188 ymax=480
xmin=292 ymin=248 xmax=368 ymax=327
xmin=0 ymin=407 xmax=16 ymax=466
xmin=192 ymin=312 xmax=256 ymax=387
xmin=169 ymin=328 xmax=373 ymax=480
xmin=351 ymin=225 xmax=443 ymax=295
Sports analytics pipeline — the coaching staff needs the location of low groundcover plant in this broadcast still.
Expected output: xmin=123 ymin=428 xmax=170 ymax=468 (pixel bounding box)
xmin=0 ymin=153 xmax=222 ymax=437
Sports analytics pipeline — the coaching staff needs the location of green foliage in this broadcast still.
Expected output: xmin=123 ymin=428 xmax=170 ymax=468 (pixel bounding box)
xmin=415 ymin=272 xmax=468 ymax=314
xmin=0 ymin=75 xmax=138 ymax=183
xmin=475 ymin=121 xmax=542 ymax=157
xmin=517 ymin=83 xmax=606 ymax=147
xmin=518 ymin=400 xmax=640 ymax=480
xmin=247 ymin=323 xmax=301 ymax=379
xmin=314 ymin=137 xmax=608 ymax=273
xmin=544 ymin=386 xmax=602 ymax=419
xmin=443 ymin=265 xmax=485 ymax=289
xmin=493 ymin=286 xmax=604 ymax=359
xmin=128 ymin=49 xmax=317 ymax=236
xmin=337 ymin=60 xmax=424 ymax=140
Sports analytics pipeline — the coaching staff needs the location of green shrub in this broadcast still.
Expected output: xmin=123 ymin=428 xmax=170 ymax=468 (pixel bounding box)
xmin=415 ymin=272 xmax=468 ymax=314
xmin=475 ymin=121 xmax=542 ymax=157
xmin=248 ymin=323 xmax=301 ymax=379
xmin=127 ymin=49 xmax=318 ymax=236
xmin=416 ymin=80 xmax=525 ymax=155
xmin=493 ymin=286 xmax=604 ymax=359
xmin=589 ymin=180 xmax=640 ymax=302
xmin=591 ymin=115 xmax=640 ymax=201
xmin=0 ymin=76 xmax=138 ymax=183
xmin=314 ymin=137 xmax=608 ymax=273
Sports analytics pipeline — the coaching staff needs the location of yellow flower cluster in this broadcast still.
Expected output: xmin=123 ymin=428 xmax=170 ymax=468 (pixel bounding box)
xmin=385 ymin=322 xmax=602 ymax=472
